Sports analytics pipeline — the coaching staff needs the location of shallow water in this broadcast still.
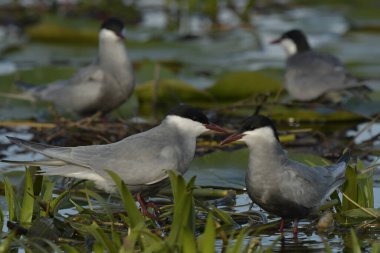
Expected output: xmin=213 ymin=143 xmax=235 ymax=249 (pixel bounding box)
xmin=1 ymin=2 xmax=380 ymax=252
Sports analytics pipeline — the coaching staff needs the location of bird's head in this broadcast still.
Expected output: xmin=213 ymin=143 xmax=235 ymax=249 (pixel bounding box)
xmin=99 ymin=17 xmax=126 ymax=41
xmin=221 ymin=115 xmax=279 ymax=146
xmin=165 ymin=105 xmax=228 ymax=136
xmin=271 ymin=29 xmax=311 ymax=55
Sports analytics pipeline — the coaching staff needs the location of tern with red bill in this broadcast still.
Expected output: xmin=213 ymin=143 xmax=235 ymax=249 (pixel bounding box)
xmin=221 ymin=115 xmax=350 ymax=236
xmin=15 ymin=17 xmax=135 ymax=116
xmin=271 ymin=29 xmax=367 ymax=101
xmin=2 ymin=105 xmax=227 ymax=195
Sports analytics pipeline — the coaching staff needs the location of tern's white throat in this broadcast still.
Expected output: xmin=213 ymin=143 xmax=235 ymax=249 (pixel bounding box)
xmin=280 ymin=38 xmax=297 ymax=56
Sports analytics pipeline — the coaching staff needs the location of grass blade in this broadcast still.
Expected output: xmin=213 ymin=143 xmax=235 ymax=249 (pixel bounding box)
xmin=87 ymin=222 xmax=118 ymax=253
xmin=342 ymin=165 xmax=358 ymax=211
xmin=167 ymin=171 xmax=195 ymax=247
xmin=106 ymin=170 xmax=145 ymax=228
xmin=350 ymin=228 xmax=362 ymax=253
xmin=183 ymin=227 xmax=197 ymax=253
xmin=3 ymin=176 xmax=17 ymax=221
xmin=198 ymin=214 xmax=216 ymax=253
xmin=371 ymin=243 xmax=380 ymax=253
xmin=0 ymin=231 xmax=16 ymax=252
xmin=60 ymin=244 xmax=81 ymax=253
xmin=20 ymin=169 xmax=34 ymax=225
xmin=226 ymin=228 xmax=247 ymax=253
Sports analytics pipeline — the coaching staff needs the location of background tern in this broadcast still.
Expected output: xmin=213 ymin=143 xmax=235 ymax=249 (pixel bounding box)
xmin=271 ymin=29 xmax=368 ymax=102
xmin=16 ymin=17 xmax=135 ymax=116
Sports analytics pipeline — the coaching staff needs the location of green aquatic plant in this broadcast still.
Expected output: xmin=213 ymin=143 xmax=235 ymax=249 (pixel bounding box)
xmin=0 ymin=160 xmax=378 ymax=252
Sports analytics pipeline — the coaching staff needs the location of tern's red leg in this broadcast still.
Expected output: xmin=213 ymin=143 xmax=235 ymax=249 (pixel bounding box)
xmin=146 ymin=201 xmax=161 ymax=215
xmin=135 ymin=193 xmax=161 ymax=222
xmin=293 ymin=219 xmax=299 ymax=237
xmin=279 ymin=219 xmax=285 ymax=233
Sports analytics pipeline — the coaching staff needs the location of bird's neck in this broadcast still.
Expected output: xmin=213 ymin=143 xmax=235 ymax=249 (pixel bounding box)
xmin=294 ymin=37 xmax=311 ymax=54
xmin=246 ymin=136 xmax=287 ymax=172
xmin=161 ymin=118 xmax=198 ymax=172
xmin=97 ymin=38 xmax=134 ymax=95
xmin=98 ymin=38 xmax=132 ymax=73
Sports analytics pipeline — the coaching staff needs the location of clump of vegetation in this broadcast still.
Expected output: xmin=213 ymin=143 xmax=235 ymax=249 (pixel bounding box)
xmin=0 ymin=156 xmax=378 ymax=252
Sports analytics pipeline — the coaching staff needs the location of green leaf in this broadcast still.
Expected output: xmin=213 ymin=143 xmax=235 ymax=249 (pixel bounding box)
xmin=87 ymin=222 xmax=118 ymax=253
xmin=40 ymin=180 xmax=55 ymax=217
xmin=3 ymin=176 xmax=17 ymax=221
xmin=207 ymin=71 xmax=282 ymax=101
xmin=371 ymin=243 xmax=380 ymax=253
xmin=276 ymin=105 xmax=363 ymax=122
xmin=60 ymin=245 xmax=81 ymax=253
xmin=50 ymin=189 xmax=72 ymax=216
xmin=183 ymin=227 xmax=197 ymax=253
xmin=120 ymin=220 xmax=144 ymax=253
xmin=342 ymin=165 xmax=358 ymax=211
xmin=341 ymin=208 xmax=380 ymax=218
xmin=350 ymin=229 xmax=362 ymax=253
xmin=198 ymin=214 xmax=216 ymax=253
xmin=356 ymin=160 xmax=374 ymax=208
xmin=211 ymin=207 xmax=235 ymax=226
xmin=226 ymin=228 xmax=248 ymax=253
xmin=20 ymin=169 xmax=34 ymax=225
xmin=120 ymin=218 xmax=165 ymax=253
xmin=106 ymin=170 xmax=145 ymax=228
xmin=167 ymin=171 xmax=196 ymax=249
xmin=0 ymin=231 xmax=16 ymax=252
xmin=0 ymin=208 xmax=3 ymax=236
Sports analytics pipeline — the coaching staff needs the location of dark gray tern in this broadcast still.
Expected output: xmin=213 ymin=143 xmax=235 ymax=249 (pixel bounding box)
xmin=221 ymin=115 xmax=350 ymax=235
xmin=271 ymin=29 xmax=367 ymax=101
xmin=17 ymin=17 xmax=135 ymax=116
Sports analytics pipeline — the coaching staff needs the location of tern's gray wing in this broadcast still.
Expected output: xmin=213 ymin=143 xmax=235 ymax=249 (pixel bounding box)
xmin=38 ymin=65 xmax=118 ymax=114
xmin=66 ymin=64 xmax=106 ymax=86
xmin=6 ymin=127 xmax=182 ymax=187
xmin=279 ymin=159 xmax=347 ymax=208
xmin=67 ymin=132 xmax=181 ymax=186
xmin=285 ymin=51 xmax=360 ymax=100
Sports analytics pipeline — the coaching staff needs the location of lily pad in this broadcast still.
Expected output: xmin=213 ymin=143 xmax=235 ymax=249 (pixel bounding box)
xmin=134 ymin=59 xmax=178 ymax=84
xmin=220 ymin=103 xmax=364 ymax=123
xmin=26 ymin=15 xmax=99 ymax=44
xmin=207 ymin=71 xmax=282 ymax=101
xmin=342 ymin=92 xmax=380 ymax=117
xmin=136 ymin=79 xmax=214 ymax=115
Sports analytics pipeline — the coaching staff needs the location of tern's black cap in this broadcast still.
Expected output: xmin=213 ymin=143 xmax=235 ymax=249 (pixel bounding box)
xmin=167 ymin=105 xmax=209 ymax=124
xmin=281 ymin=29 xmax=311 ymax=52
xmin=240 ymin=115 xmax=279 ymax=141
xmin=101 ymin=17 xmax=124 ymax=34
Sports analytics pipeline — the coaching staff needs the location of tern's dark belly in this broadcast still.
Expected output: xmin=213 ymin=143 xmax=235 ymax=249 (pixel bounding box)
xmin=248 ymin=191 xmax=313 ymax=219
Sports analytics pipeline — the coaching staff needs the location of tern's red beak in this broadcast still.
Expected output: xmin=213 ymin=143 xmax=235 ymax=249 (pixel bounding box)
xmin=205 ymin=123 xmax=229 ymax=133
xmin=270 ymin=38 xmax=282 ymax=44
xmin=220 ymin=133 xmax=244 ymax=145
